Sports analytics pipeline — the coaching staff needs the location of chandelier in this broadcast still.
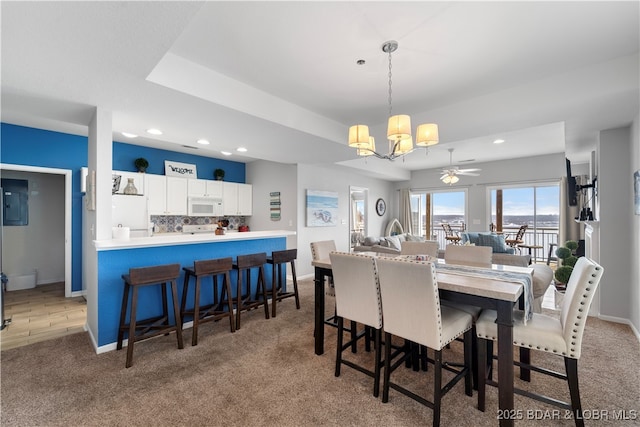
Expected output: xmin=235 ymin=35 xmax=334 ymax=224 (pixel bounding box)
xmin=348 ymin=41 xmax=439 ymax=161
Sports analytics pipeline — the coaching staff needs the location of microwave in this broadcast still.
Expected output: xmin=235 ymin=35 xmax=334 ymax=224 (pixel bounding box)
xmin=188 ymin=197 xmax=223 ymax=217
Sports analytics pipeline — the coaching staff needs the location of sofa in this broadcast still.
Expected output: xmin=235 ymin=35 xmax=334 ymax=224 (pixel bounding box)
xmin=353 ymin=233 xmax=427 ymax=255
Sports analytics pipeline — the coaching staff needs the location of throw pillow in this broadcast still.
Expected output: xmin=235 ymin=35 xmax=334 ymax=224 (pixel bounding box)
xmin=477 ymin=233 xmax=510 ymax=253
xmin=363 ymin=236 xmax=379 ymax=246
xmin=385 ymin=235 xmax=402 ymax=250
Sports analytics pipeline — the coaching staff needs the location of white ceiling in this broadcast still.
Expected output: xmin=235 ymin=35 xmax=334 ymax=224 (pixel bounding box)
xmin=2 ymin=1 xmax=638 ymax=181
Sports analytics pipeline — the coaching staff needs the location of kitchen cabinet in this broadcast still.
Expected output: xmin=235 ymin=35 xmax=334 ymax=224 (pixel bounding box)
xmin=223 ymin=182 xmax=252 ymax=216
xmin=145 ymin=174 xmax=188 ymax=215
xmin=113 ymin=170 xmax=144 ymax=195
xmin=187 ymin=179 xmax=223 ymax=198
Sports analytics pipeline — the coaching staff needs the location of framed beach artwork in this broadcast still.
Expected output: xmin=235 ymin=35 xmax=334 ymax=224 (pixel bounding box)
xmin=306 ymin=190 xmax=338 ymax=227
xmin=634 ymin=170 xmax=640 ymax=215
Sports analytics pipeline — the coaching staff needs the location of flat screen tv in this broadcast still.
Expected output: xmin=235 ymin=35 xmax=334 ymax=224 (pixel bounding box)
xmin=566 ymin=158 xmax=578 ymax=206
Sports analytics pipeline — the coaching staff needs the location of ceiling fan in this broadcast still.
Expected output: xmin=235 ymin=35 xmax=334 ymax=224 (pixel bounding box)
xmin=440 ymin=148 xmax=481 ymax=185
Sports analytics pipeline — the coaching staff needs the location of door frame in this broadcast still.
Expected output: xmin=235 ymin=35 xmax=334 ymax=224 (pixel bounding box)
xmin=1 ymin=163 xmax=72 ymax=297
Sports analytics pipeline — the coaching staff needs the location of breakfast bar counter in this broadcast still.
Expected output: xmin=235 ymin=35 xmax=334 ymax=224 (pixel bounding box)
xmin=91 ymin=230 xmax=295 ymax=351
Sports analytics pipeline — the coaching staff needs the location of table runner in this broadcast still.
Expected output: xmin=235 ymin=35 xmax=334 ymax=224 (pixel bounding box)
xmin=434 ymin=262 xmax=533 ymax=324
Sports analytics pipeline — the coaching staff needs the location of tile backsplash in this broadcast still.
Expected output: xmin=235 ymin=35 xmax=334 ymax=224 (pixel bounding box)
xmin=151 ymin=215 xmax=246 ymax=233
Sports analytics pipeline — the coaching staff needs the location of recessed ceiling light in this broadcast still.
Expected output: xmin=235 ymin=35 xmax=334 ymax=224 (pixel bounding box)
xmin=197 ymin=139 xmax=210 ymax=145
xmin=236 ymin=147 xmax=248 ymax=152
xmin=121 ymin=132 xmax=137 ymax=138
xmin=146 ymin=128 xmax=163 ymax=135
xmin=221 ymin=151 xmax=232 ymax=156
xmin=493 ymin=139 xmax=505 ymax=144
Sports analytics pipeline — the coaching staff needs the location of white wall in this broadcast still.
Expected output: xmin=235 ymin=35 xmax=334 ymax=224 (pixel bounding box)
xmin=1 ymin=170 xmax=65 ymax=285
xmin=631 ymin=114 xmax=640 ymax=335
xmin=295 ymin=164 xmax=395 ymax=278
xmin=246 ymin=160 xmax=298 ymax=249
xmin=598 ymin=126 xmax=633 ymax=321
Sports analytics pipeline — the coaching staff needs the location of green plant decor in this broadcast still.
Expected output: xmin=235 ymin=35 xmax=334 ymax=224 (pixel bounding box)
xmin=134 ymin=157 xmax=149 ymax=172
xmin=554 ymin=240 xmax=581 ymax=286
xmin=214 ymin=168 xmax=225 ymax=181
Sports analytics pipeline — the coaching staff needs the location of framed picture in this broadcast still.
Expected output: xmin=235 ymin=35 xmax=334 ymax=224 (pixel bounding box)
xmin=634 ymin=170 xmax=640 ymax=215
xmin=306 ymin=190 xmax=338 ymax=227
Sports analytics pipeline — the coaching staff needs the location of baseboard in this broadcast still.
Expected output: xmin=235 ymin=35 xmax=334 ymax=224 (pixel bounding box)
xmin=598 ymin=314 xmax=640 ymax=342
xmin=70 ymin=289 xmax=86 ymax=298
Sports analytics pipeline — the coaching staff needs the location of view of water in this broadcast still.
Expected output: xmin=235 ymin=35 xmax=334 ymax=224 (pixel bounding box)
xmin=431 ymin=214 xmax=559 ymax=229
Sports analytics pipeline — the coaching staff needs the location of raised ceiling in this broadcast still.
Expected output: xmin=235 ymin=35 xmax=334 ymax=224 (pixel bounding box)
xmin=2 ymin=1 xmax=638 ymax=181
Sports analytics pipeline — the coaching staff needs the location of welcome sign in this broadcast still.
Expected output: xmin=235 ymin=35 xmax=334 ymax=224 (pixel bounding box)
xmin=164 ymin=160 xmax=197 ymax=178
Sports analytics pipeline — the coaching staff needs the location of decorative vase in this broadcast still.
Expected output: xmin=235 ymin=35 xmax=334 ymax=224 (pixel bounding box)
xmin=123 ymin=178 xmax=138 ymax=195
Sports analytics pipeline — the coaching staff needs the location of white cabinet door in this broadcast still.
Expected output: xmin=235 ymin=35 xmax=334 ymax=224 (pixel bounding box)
xmin=222 ymin=182 xmax=239 ymax=216
xmin=223 ymin=182 xmax=252 ymax=216
xmin=188 ymin=179 xmax=223 ymax=198
xmin=187 ymin=179 xmax=206 ymax=197
xmin=166 ymin=177 xmax=188 ymax=215
xmin=237 ymin=183 xmax=252 ymax=216
xmin=113 ymin=170 xmax=145 ymax=195
xmin=145 ymin=174 xmax=166 ymax=215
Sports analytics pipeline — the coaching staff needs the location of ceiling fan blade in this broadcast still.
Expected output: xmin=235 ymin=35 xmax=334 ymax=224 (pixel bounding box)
xmin=457 ymin=171 xmax=480 ymax=176
xmin=457 ymin=168 xmax=481 ymax=173
xmin=439 ymin=174 xmax=449 ymax=180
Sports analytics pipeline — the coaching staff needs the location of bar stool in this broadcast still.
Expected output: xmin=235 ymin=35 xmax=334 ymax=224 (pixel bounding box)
xmin=117 ymin=263 xmax=184 ymax=368
xmin=181 ymin=257 xmax=235 ymax=346
xmin=230 ymin=253 xmax=270 ymax=330
xmin=266 ymin=249 xmax=300 ymax=318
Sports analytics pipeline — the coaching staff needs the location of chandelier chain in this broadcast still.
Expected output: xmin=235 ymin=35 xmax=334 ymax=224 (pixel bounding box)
xmin=388 ymin=48 xmax=393 ymax=118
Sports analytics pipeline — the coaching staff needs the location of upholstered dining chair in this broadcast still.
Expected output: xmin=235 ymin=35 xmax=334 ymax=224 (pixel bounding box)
xmin=329 ymin=251 xmax=384 ymax=397
xmin=310 ymin=240 xmax=336 ymax=295
xmin=444 ymin=245 xmax=492 ymax=268
xmin=476 ymin=257 xmax=604 ymax=427
xmin=376 ymin=257 xmax=473 ymax=427
xmin=400 ymin=240 xmax=439 ymax=258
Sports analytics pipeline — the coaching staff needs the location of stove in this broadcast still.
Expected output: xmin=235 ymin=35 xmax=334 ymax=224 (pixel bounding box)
xmin=182 ymin=224 xmax=217 ymax=234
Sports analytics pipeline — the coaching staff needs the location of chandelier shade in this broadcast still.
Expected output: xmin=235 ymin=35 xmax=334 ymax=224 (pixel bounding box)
xmin=357 ymin=137 xmax=376 ymax=156
xmin=348 ymin=125 xmax=370 ymax=148
xmin=348 ymin=40 xmax=439 ymax=161
xmin=416 ymin=123 xmax=439 ymax=147
xmin=387 ymin=114 xmax=412 ymax=141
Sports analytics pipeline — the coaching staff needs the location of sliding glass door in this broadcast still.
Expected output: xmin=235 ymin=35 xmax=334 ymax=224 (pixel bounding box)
xmin=411 ymin=190 xmax=466 ymax=248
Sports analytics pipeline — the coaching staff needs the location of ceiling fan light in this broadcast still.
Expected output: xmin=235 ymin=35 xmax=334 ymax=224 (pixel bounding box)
xmin=348 ymin=125 xmax=371 ymax=148
xmin=415 ymin=123 xmax=439 ymax=147
xmin=357 ymin=137 xmax=376 ymax=156
xmin=450 ymin=175 xmax=459 ymax=184
xmin=387 ymin=114 xmax=412 ymax=141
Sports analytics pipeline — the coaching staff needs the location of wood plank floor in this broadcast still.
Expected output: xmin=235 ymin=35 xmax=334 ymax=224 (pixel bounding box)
xmin=1 ymin=283 xmax=86 ymax=351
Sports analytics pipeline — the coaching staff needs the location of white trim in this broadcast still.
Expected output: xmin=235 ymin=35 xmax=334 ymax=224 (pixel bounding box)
xmin=1 ymin=163 xmax=73 ymax=298
xmin=598 ymin=314 xmax=640 ymax=343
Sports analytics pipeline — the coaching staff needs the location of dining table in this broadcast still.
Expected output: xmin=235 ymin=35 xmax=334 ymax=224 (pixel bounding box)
xmin=312 ymin=254 xmax=533 ymax=427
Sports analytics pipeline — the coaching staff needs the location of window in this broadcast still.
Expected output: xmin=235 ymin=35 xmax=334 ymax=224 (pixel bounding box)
xmin=490 ymin=183 xmax=559 ymax=260
xmin=411 ymin=190 xmax=466 ymax=248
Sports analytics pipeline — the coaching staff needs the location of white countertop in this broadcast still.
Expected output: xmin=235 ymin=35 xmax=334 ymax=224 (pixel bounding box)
xmin=94 ymin=229 xmax=296 ymax=251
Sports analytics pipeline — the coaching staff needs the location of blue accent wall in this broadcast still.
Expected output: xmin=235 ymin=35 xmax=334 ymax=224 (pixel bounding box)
xmin=112 ymin=141 xmax=245 ymax=182
xmin=97 ymin=237 xmax=285 ymax=347
xmin=1 ymin=123 xmax=247 ymax=293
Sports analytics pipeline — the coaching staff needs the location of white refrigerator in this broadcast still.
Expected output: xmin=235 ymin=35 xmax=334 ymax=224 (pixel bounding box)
xmin=112 ymin=194 xmax=150 ymax=237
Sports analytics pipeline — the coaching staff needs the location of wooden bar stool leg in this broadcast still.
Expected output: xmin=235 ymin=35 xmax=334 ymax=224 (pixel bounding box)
xmin=117 ymin=282 xmax=130 ymax=350
xmin=180 ymin=272 xmax=190 ymax=326
xmin=291 ymin=261 xmax=300 ymax=309
xmin=223 ymin=272 xmax=236 ymax=333
xmin=161 ymin=282 xmax=170 ymax=334
xmin=192 ymin=276 xmax=202 ymax=346
xmin=271 ymin=262 xmax=278 ymax=318
xmin=170 ymin=279 xmax=184 ymax=349
xmin=126 ymin=286 xmax=139 ymax=368
xmin=258 ymin=267 xmax=270 ymax=320
xmin=236 ymin=269 xmax=243 ymax=330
